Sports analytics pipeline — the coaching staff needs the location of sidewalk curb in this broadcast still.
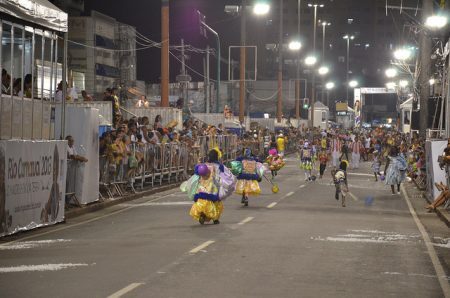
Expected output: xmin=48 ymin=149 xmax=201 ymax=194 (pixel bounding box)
xmin=65 ymin=183 xmax=181 ymax=219
xmin=435 ymin=207 xmax=450 ymax=228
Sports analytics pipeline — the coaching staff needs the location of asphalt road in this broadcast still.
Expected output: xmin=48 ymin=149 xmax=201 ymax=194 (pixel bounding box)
xmin=1 ymin=157 xmax=450 ymax=298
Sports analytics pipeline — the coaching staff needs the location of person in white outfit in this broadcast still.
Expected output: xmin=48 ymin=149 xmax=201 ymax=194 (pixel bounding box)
xmin=350 ymin=137 xmax=363 ymax=169
xmin=331 ymin=135 xmax=341 ymax=168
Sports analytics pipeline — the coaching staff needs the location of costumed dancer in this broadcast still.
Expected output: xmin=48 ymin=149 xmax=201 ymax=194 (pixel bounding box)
xmin=181 ymin=149 xmax=236 ymax=225
xmin=371 ymin=150 xmax=382 ymax=181
xmin=332 ymin=160 xmax=349 ymax=207
xmin=300 ymin=141 xmax=314 ymax=181
xmin=231 ymin=149 xmax=266 ymax=207
xmin=265 ymin=148 xmax=285 ymax=179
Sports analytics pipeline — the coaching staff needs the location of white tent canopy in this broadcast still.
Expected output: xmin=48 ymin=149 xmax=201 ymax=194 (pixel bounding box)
xmin=0 ymin=0 xmax=68 ymax=32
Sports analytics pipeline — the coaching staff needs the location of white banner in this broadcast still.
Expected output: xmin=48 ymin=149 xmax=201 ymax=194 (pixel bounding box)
xmin=354 ymin=88 xmax=362 ymax=127
xmin=0 ymin=140 xmax=67 ymax=237
xmin=360 ymin=87 xmax=396 ymax=94
xmin=425 ymin=140 xmax=447 ymax=201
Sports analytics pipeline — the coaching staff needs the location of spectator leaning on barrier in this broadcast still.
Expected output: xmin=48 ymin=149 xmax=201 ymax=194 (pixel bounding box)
xmin=66 ymin=136 xmax=88 ymax=163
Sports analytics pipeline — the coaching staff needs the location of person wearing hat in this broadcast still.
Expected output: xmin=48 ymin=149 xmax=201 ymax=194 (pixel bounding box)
xmin=332 ymin=160 xmax=349 ymax=207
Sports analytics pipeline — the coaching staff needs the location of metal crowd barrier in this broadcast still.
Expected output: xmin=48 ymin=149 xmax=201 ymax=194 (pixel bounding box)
xmin=98 ymin=135 xmax=239 ymax=199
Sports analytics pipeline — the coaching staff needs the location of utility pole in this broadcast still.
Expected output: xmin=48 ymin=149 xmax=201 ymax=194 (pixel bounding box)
xmin=296 ymin=0 xmax=301 ymax=120
xmin=161 ymin=0 xmax=169 ymax=107
xmin=176 ymin=39 xmax=191 ymax=115
xmin=206 ymin=45 xmax=210 ymax=113
xmin=277 ymin=0 xmax=283 ymax=123
xmin=239 ymin=0 xmax=247 ymax=124
xmin=311 ymin=4 xmax=318 ymax=128
xmin=419 ymin=0 xmax=432 ymax=138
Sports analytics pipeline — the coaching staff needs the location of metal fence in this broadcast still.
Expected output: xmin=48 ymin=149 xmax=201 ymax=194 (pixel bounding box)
xmin=97 ymin=135 xmax=239 ymax=199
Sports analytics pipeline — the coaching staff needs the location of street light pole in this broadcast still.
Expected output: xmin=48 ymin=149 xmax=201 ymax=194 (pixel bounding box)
xmin=239 ymin=0 xmax=247 ymax=124
xmin=161 ymin=0 xmax=170 ymax=107
xmin=321 ymin=21 xmax=330 ymax=104
xmin=346 ymin=37 xmax=349 ymax=102
xmin=277 ymin=0 xmax=283 ymax=123
xmin=296 ymin=0 xmax=301 ymax=119
xmin=309 ymin=3 xmax=323 ymax=128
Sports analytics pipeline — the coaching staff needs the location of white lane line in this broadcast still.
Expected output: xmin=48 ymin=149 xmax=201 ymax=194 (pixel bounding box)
xmin=0 ymin=191 xmax=180 ymax=247
xmin=267 ymin=202 xmax=277 ymax=209
xmin=401 ymin=184 xmax=450 ymax=297
xmin=107 ymin=283 xmax=145 ymax=298
xmin=0 ymin=263 xmax=89 ymax=273
xmin=119 ymin=201 xmax=191 ymax=207
xmin=189 ymin=240 xmax=215 ymax=254
xmin=347 ymin=173 xmax=373 ymax=177
xmin=286 ymin=191 xmax=295 ymax=197
xmin=347 ymin=192 xmax=359 ymax=201
xmin=299 ymin=185 xmax=306 ymax=189
xmin=0 ymin=239 xmax=71 ymax=250
xmin=238 ymin=217 xmax=255 ymax=225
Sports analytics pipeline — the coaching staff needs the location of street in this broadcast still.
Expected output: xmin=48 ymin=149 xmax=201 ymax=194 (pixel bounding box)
xmin=1 ymin=158 xmax=450 ymax=298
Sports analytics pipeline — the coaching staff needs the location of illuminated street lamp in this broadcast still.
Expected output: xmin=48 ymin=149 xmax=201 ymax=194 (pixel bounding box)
xmin=343 ymin=34 xmax=355 ymax=102
xmin=318 ymin=66 xmax=329 ymax=75
xmin=425 ymin=15 xmax=448 ymax=29
xmin=288 ymin=40 xmax=302 ymax=51
xmin=399 ymin=80 xmax=409 ymax=88
xmin=305 ymin=55 xmax=317 ymax=66
xmin=393 ymin=48 xmax=412 ymax=60
xmin=349 ymin=80 xmax=358 ymax=88
xmin=253 ymin=2 xmax=270 ymax=15
xmin=385 ymin=68 xmax=398 ymax=78
xmin=325 ymin=81 xmax=335 ymax=89
xmin=429 ymin=78 xmax=436 ymax=85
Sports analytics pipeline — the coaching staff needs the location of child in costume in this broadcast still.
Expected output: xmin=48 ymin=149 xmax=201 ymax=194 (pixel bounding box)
xmin=231 ymin=148 xmax=266 ymax=207
xmin=265 ymin=148 xmax=285 ymax=179
xmin=299 ymin=141 xmax=314 ymax=181
xmin=318 ymin=148 xmax=328 ymax=179
xmin=181 ymin=149 xmax=236 ymax=225
xmin=332 ymin=160 xmax=349 ymax=207
xmin=371 ymin=150 xmax=382 ymax=181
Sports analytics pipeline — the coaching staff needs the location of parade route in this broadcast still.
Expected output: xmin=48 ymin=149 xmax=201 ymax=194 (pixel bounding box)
xmin=0 ymin=160 xmax=449 ymax=297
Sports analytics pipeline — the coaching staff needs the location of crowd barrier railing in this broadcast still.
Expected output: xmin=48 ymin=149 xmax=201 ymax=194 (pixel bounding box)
xmin=97 ymin=135 xmax=239 ymax=199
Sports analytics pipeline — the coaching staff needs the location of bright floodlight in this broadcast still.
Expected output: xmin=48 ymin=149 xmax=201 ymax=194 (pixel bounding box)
xmin=305 ymin=56 xmax=317 ymax=66
xmin=394 ymin=48 xmax=412 ymax=60
xmin=289 ymin=40 xmax=302 ymax=51
xmin=318 ymin=66 xmax=329 ymax=75
xmin=308 ymin=3 xmax=324 ymax=8
xmin=386 ymin=82 xmax=396 ymax=89
xmin=399 ymin=80 xmax=409 ymax=88
xmin=325 ymin=82 xmax=335 ymax=90
xmin=385 ymin=68 xmax=398 ymax=78
xmin=349 ymin=80 xmax=358 ymax=88
xmin=253 ymin=3 xmax=270 ymax=15
xmin=429 ymin=78 xmax=436 ymax=85
xmin=343 ymin=35 xmax=354 ymax=40
xmin=425 ymin=15 xmax=448 ymax=29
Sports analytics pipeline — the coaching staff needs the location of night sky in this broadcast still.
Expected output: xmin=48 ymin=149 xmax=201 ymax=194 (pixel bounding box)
xmin=85 ymin=0 xmax=243 ymax=83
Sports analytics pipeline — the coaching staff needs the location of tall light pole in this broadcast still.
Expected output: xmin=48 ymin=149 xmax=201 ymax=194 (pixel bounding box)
xmin=308 ymin=3 xmax=324 ymax=128
xmin=239 ymin=0 xmax=247 ymax=124
xmin=296 ymin=0 xmax=302 ymax=116
xmin=320 ymin=21 xmax=330 ymax=103
xmin=343 ymin=34 xmax=354 ymax=104
xmin=161 ymin=0 xmax=170 ymax=107
xmin=277 ymin=0 xmax=284 ymax=123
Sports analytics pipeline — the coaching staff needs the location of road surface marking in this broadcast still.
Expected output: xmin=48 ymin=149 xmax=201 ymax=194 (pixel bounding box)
xmin=347 ymin=173 xmax=373 ymax=177
xmin=286 ymin=191 xmax=295 ymax=197
xmin=299 ymin=185 xmax=306 ymax=189
xmin=119 ymin=201 xmax=192 ymax=207
xmin=0 ymin=191 xmax=179 ymax=246
xmin=189 ymin=240 xmax=215 ymax=254
xmin=401 ymin=184 xmax=450 ymax=297
xmin=107 ymin=283 xmax=145 ymax=298
xmin=0 ymin=263 xmax=88 ymax=273
xmin=347 ymin=192 xmax=359 ymax=201
xmin=0 ymin=239 xmax=72 ymax=250
xmin=267 ymin=202 xmax=277 ymax=209
xmin=238 ymin=217 xmax=255 ymax=225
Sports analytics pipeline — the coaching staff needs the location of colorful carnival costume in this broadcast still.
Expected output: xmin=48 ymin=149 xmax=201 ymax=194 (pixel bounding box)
xmin=299 ymin=142 xmax=314 ymax=181
xmin=265 ymin=149 xmax=285 ymax=179
xmin=181 ymin=155 xmax=236 ymax=224
xmin=231 ymin=150 xmax=266 ymax=206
